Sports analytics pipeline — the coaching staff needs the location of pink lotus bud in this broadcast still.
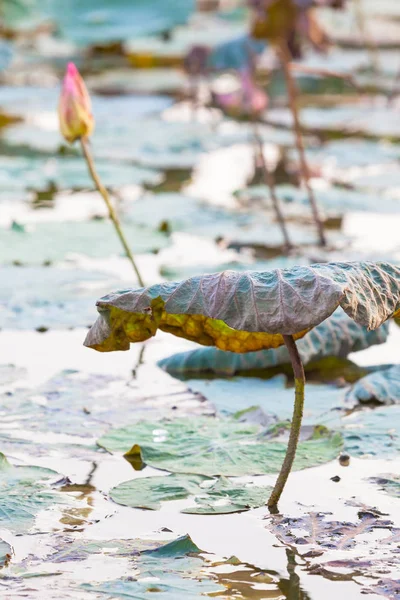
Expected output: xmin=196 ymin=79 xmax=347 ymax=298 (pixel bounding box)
xmin=58 ymin=62 xmax=94 ymax=143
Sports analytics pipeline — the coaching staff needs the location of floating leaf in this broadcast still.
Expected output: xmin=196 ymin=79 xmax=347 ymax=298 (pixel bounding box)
xmin=277 ymin=184 xmax=400 ymax=215
xmin=0 ymin=267 xmax=127 ymax=329
xmin=301 ymin=139 xmax=400 ymax=172
xmin=127 ymin=193 xmax=330 ymax=252
xmin=110 ymin=473 xmax=271 ymax=514
xmin=89 ymin=68 xmax=187 ymax=97
xmin=346 ymin=365 xmax=400 ymax=406
xmin=369 ymin=474 xmax=400 ymax=499
xmin=0 ymin=369 xmax=210 ymax=452
xmin=0 ymin=154 xmax=160 ymax=199
xmin=267 ymin=104 xmax=400 ymax=140
xmin=82 ymin=534 xmax=223 ymax=599
xmin=158 ymin=309 xmax=389 ymax=375
xmin=342 ymin=405 xmax=400 ymax=458
xmin=98 ymin=416 xmax=342 ymax=476
xmin=0 ymin=221 xmax=169 ymax=265
xmin=48 ymin=537 xmax=164 ymax=563
xmin=85 ymin=262 xmax=400 ymax=353
xmin=184 ymin=376 xmax=345 ymax=421
xmin=0 ymin=453 xmax=65 ymax=533
xmin=50 ymin=0 xmax=196 ymax=45
xmin=162 ymin=377 xmax=400 ymax=460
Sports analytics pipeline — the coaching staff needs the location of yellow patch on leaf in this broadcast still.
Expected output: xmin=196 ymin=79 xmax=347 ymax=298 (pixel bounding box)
xmin=92 ymin=297 xmax=309 ymax=353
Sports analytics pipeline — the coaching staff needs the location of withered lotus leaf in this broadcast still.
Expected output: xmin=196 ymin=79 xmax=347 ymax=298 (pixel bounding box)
xmin=84 ymin=262 xmax=400 ymax=353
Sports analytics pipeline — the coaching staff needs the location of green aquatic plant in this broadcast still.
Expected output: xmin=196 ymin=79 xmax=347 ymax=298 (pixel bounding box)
xmin=84 ymin=261 xmax=400 ymax=508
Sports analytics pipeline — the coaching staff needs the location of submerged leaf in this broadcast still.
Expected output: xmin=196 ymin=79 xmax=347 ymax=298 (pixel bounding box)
xmin=269 ymin=510 xmax=394 ymax=552
xmin=369 ymin=474 xmax=400 ymax=499
xmin=342 ymin=405 xmax=400 ymax=458
xmin=84 ymin=262 xmax=400 ymax=353
xmin=82 ymin=533 xmax=223 ymax=599
xmin=268 ymin=508 xmax=400 ymax=598
xmin=98 ymin=416 xmax=342 ymax=476
xmin=110 ymin=473 xmax=271 ymax=514
xmin=346 ymin=365 xmax=400 ymax=406
xmin=158 ymin=309 xmax=389 ymax=376
xmin=0 ymin=453 xmax=64 ymax=533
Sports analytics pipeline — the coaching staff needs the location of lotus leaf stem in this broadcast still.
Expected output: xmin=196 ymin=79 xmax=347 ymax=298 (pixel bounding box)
xmin=267 ymin=334 xmax=305 ymax=509
xmin=252 ymin=122 xmax=292 ymax=252
xmin=80 ymin=137 xmax=145 ymax=287
xmin=277 ymin=41 xmax=327 ymax=247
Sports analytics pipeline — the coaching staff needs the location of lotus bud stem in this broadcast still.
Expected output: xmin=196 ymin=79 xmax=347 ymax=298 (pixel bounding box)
xmin=276 ymin=42 xmax=327 ymax=247
xmin=80 ymin=138 xmax=145 ymax=287
xmin=267 ymin=334 xmax=305 ymax=509
xmin=58 ymin=62 xmax=145 ymax=287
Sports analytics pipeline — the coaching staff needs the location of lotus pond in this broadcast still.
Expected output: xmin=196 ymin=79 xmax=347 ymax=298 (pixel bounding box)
xmin=1 ymin=1 xmax=400 ymax=599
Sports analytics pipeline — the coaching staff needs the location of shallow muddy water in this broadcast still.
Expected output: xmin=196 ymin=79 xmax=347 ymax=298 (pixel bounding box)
xmin=0 ymin=1 xmax=400 ymax=598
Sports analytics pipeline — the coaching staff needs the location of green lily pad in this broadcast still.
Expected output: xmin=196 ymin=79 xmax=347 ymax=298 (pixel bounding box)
xmin=346 ymin=365 xmax=400 ymax=406
xmin=0 ymin=266 xmax=128 ymax=329
xmin=0 ymin=0 xmax=46 ymax=30
xmin=236 ymin=183 xmax=400 ymax=215
xmin=1 ymin=89 xmax=173 ymax=158
xmin=343 ymin=405 xmax=400 ymax=458
xmin=110 ymin=473 xmax=271 ymax=514
xmin=276 ymin=184 xmax=400 ymax=215
xmin=0 ymin=452 xmax=65 ymax=533
xmin=126 ymin=192 xmax=333 ymax=252
xmin=185 ymin=376 xmax=400 ymax=458
xmin=0 ymin=369 xmax=210 ymax=453
xmin=82 ymin=534 xmax=223 ymax=599
xmin=158 ymin=309 xmax=389 ymax=375
xmin=50 ymin=0 xmax=196 ymax=46
xmin=342 ymin=405 xmax=400 ymax=458
xmin=299 ymin=139 xmax=400 ymax=172
xmin=98 ymin=416 xmax=342 ymax=476
xmin=47 ymin=537 xmax=166 ymax=563
xmin=184 ymin=376 xmax=346 ymax=420
xmin=88 ymin=68 xmax=187 ymax=96
xmin=0 ymin=154 xmax=161 ymax=200
xmin=267 ymin=104 xmax=400 ymax=140
xmin=126 ymin=19 xmax=246 ymax=63
xmin=0 ymin=220 xmax=169 ymax=264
